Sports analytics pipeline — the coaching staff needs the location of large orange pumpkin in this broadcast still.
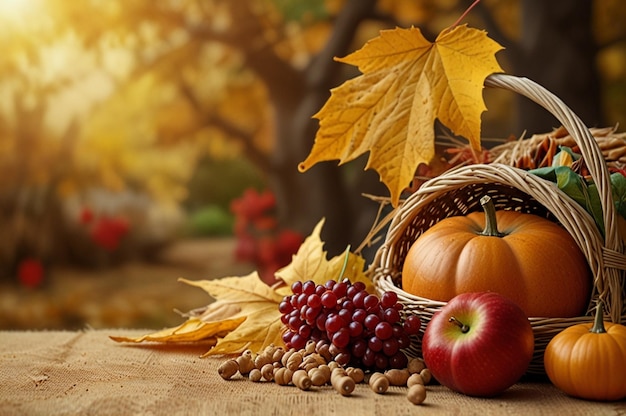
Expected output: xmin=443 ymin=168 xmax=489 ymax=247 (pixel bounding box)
xmin=401 ymin=196 xmax=591 ymax=318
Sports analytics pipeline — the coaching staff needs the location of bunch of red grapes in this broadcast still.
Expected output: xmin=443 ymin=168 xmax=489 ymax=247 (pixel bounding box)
xmin=280 ymin=278 xmax=421 ymax=371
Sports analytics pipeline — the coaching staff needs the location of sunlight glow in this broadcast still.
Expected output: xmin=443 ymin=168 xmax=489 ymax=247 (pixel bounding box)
xmin=0 ymin=0 xmax=40 ymax=23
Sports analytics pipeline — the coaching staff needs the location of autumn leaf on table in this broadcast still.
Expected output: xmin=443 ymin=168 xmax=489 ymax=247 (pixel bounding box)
xmin=298 ymin=25 xmax=503 ymax=206
xmin=178 ymin=272 xmax=285 ymax=355
xmin=110 ymin=219 xmax=372 ymax=355
xmin=109 ymin=300 xmax=246 ymax=344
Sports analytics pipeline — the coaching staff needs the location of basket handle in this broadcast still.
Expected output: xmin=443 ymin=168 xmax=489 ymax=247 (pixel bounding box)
xmin=484 ymin=74 xmax=622 ymax=254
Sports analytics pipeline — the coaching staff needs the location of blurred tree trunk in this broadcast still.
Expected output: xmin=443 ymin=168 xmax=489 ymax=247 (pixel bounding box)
xmin=484 ymin=0 xmax=602 ymax=134
xmin=270 ymin=0 xmax=384 ymax=257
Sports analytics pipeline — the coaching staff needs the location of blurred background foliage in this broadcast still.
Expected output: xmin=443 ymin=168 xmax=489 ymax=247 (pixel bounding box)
xmin=1 ymin=0 xmax=625 ymax=292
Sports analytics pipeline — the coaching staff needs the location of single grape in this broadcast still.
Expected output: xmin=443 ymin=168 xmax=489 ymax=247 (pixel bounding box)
xmin=368 ymin=336 xmax=383 ymax=352
xmin=298 ymin=324 xmax=312 ymax=338
xmin=332 ymin=281 xmax=348 ymax=298
xmin=363 ymin=294 xmax=380 ymax=310
xmin=315 ymin=313 xmax=327 ymax=331
xmin=296 ymin=293 xmax=307 ymax=308
xmin=307 ymin=293 xmax=321 ymax=308
xmin=380 ymin=291 xmax=398 ymax=308
xmin=348 ymin=321 xmax=363 ymax=338
xmin=337 ymin=308 xmax=352 ymax=325
xmin=351 ymin=339 xmax=367 ymax=358
xmin=325 ymin=313 xmax=343 ymax=334
xmin=364 ymin=313 xmax=381 ymax=330
xmin=290 ymin=333 xmax=307 ymax=350
xmin=324 ymin=280 xmax=336 ymax=290
xmin=383 ymin=307 xmax=401 ymax=324
xmin=374 ymin=353 xmax=388 ymax=370
xmin=315 ymin=284 xmax=326 ymax=296
xmin=288 ymin=314 xmax=302 ymax=331
xmin=332 ymin=328 xmax=350 ymax=348
xmin=346 ymin=285 xmax=360 ymax=299
xmin=340 ymin=299 xmax=355 ymax=312
xmin=362 ymin=348 xmax=376 ymax=367
xmin=382 ymin=338 xmax=399 ymax=356
xmin=352 ymin=281 xmax=366 ymax=292
xmin=279 ymin=299 xmax=293 ymax=314
xmin=403 ymin=314 xmax=422 ymax=335
xmin=352 ymin=308 xmax=367 ymax=323
xmin=352 ymin=291 xmax=368 ymax=309
xmin=374 ymin=321 xmax=393 ymax=340
xmin=302 ymin=280 xmax=316 ymax=295
xmin=320 ymin=290 xmax=338 ymax=309
xmin=291 ymin=281 xmax=303 ymax=295
xmin=304 ymin=305 xmax=321 ymax=324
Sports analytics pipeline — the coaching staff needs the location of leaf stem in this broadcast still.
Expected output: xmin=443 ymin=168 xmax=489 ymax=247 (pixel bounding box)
xmin=479 ymin=195 xmax=505 ymax=237
xmin=338 ymin=245 xmax=351 ymax=281
xmin=449 ymin=0 xmax=481 ymax=31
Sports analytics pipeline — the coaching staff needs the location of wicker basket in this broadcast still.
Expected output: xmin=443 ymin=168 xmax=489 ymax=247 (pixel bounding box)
xmin=371 ymin=73 xmax=626 ymax=375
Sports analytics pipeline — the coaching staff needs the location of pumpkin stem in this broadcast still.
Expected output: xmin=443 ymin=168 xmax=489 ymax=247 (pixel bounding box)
xmin=479 ymin=195 xmax=505 ymax=237
xmin=449 ymin=316 xmax=470 ymax=333
xmin=590 ymin=300 xmax=607 ymax=334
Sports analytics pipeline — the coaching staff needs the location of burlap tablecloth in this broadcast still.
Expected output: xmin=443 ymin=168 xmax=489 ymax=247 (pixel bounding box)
xmin=1 ymin=330 xmax=624 ymax=415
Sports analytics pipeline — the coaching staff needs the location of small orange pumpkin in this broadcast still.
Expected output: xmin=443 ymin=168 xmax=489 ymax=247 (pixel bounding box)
xmin=401 ymin=195 xmax=590 ymax=317
xmin=544 ymin=301 xmax=626 ymax=401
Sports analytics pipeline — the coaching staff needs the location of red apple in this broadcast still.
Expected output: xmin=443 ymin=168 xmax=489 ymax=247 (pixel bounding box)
xmin=421 ymin=291 xmax=534 ymax=397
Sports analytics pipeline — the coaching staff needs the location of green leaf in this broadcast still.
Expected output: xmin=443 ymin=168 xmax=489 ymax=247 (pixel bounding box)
xmin=586 ymin=182 xmax=605 ymax=236
xmin=610 ymin=172 xmax=626 ymax=218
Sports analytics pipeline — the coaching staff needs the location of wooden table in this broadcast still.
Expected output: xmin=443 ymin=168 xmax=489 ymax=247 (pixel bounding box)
xmin=1 ymin=330 xmax=623 ymax=415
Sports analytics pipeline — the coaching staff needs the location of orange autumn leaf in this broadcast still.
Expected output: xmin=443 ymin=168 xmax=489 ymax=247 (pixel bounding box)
xmin=299 ymin=25 xmax=503 ymax=206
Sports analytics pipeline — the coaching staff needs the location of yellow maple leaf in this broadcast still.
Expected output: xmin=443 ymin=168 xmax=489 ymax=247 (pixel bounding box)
xmin=274 ymin=219 xmax=374 ymax=296
xmin=298 ymin=25 xmax=503 ymax=206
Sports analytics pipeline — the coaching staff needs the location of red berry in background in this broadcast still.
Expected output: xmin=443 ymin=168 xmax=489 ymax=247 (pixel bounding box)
xmin=253 ymin=216 xmax=278 ymax=232
xmin=80 ymin=207 xmax=94 ymax=224
xmin=17 ymin=258 xmax=44 ymax=289
xmin=234 ymin=233 xmax=257 ymax=263
xmin=276 ymin=229 xmax=303 ymax=256
xmin=256 ymin=236 xmax=278 ymax=265
xmin=230 ymin=188 xmax=303 ymax=286
xmin=90 ymin=216 xmax=130 ymax=252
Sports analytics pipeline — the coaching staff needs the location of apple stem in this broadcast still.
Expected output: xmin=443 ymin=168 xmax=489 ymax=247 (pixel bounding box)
xmin=479 ymin=195 xmax=505 ymax=237
xmin=449 ymin=316 xmax=470 ymax=333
